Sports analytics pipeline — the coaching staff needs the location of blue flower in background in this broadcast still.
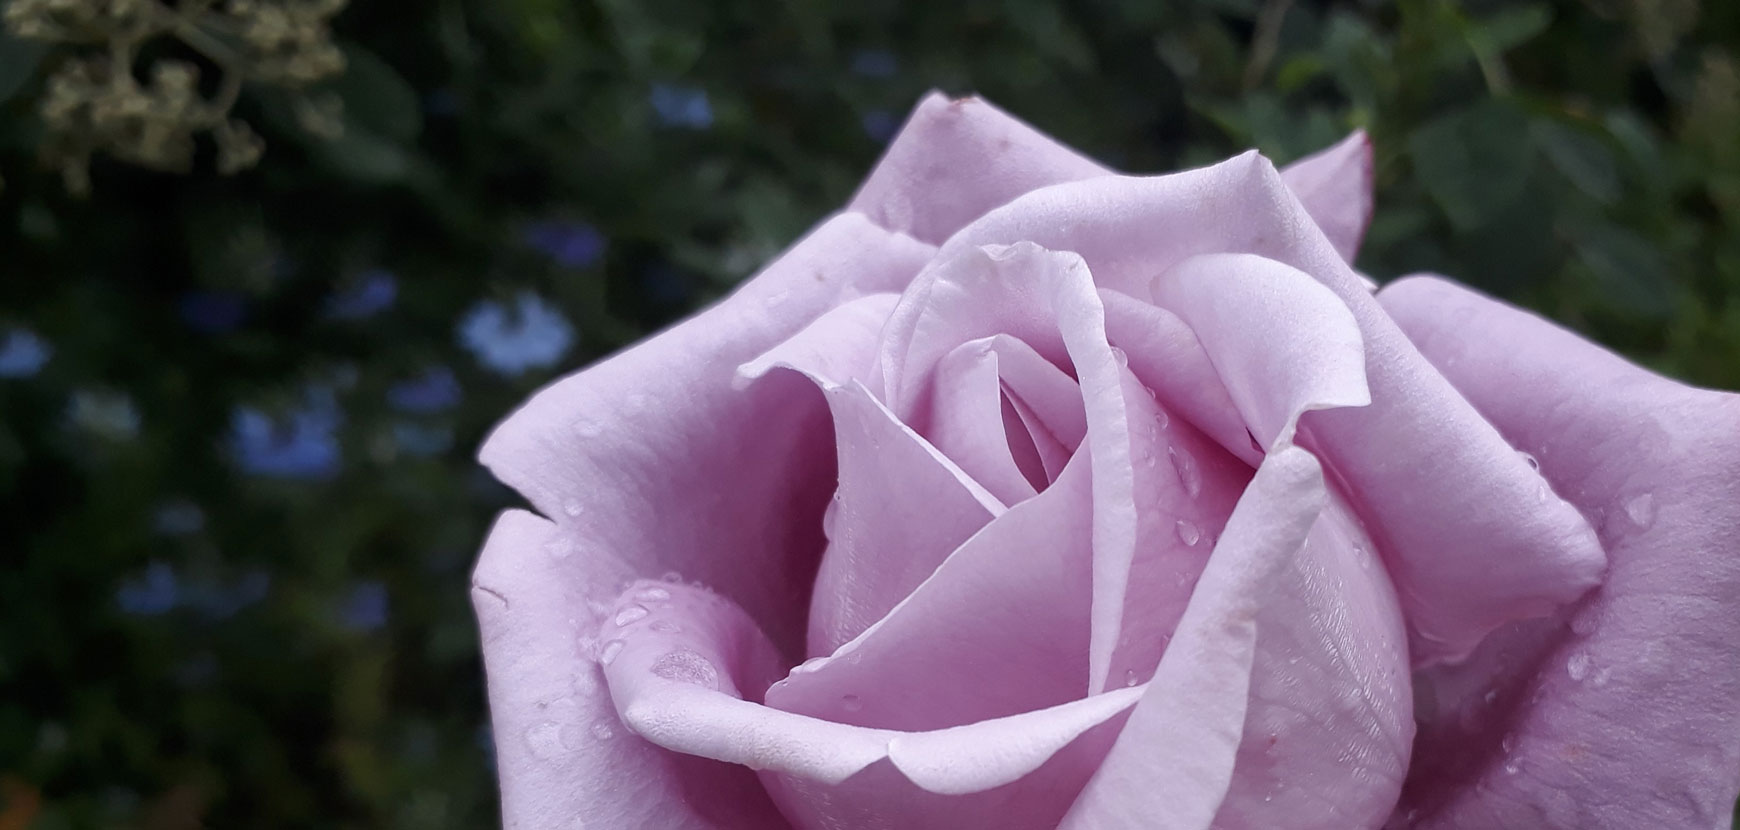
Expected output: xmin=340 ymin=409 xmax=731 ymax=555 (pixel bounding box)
xmin=393 ymin=422 xmax=453 ymax=457
xmin=458 ymin=292 xmax=574 ymax=376
xmin=153 ymin=499 xmax=206 ymax=535
xmin=521 ymin=220 xmax=606 ymax=269
xmin=327 ymin=269 xmax=398 ymax=320
xmin=339 ymin=581 xmax=389 ymax=631
xmin=387 ymin=366 xmax=461 ymax=414
xmin=116 ymin=562 xmax=180 ymax=616
xmin=861 ymin=109 xmax=899 ymax=142
xmin=850 ymin=48 xmax=899 ymax=78
xmin=0 ymin=327 xmax=52 ymax=377
xmin=186 ymin=569 xmax=273 ymax=619
xmin=179 ymin=291 xmax=248 ymax=333
xmin=649 ymin=83 xmax=714 ymax=129
xmin=66 ymin=389 xmax=141 ymax=439
xmin=229 ymin=389 xmax=342 ymax=479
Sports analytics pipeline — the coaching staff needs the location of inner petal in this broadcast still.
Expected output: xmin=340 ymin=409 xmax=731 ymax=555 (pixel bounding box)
xmin=924 ymin=335 xmax=1087 ymax=502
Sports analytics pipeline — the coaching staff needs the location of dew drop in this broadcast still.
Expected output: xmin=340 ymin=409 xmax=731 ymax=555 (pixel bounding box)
xmin=660 ymin=571 xmax=683 ymax=583
xmin=633 ymin=586 xmax=671 ymax=603
xmin=1483 ymin=689 xmax=1498 ymax=705
xmin=1110 ymin=347 xmax=1128 ymax=368
xmin=1503 ymin=758 xmax=1520 ymax=775
xmin=525 ymin=721 xmax=567 ymax=759
xmin=1152 ymin=404 xmax=1170 ymax=430
xmin=1624 ymin=492 xmax=1656 ymax=529
xmin=590 ymin=719 xmax=615 ymax=741
xmin=1168 ymin=446 xmax=1202 ymax=498
xmin=1591 ymin=666 xmax=1611 ymax=687
xmin=1501 ymin=734 xmax=1515 ymax=754
xmin=841 ymin=694 xmax=863 ymax=713
xmin=1123 ymin=669 xmax=1140 ymax=688
xmin=649 ymin=619 xmax=680 ymax=634
xmin=650 ymin=648 xmax=719 ymax=690
xmin=562 ymin=499 xmax=585 ymax=518
xmin=543 ymin=537 xmax=576 ymax=559
xmin=1175 ymin=519 xmax=1202 ymax=547
xmin=1518 ymin=451 xmax=1540 ymax=472
xmin=1566 ymin=652 xmax=1591 ymax=681
xmin=614 ymin=605 xmax=648 ymax=626
xmin=598 ymin=639 xmax=624 ymax=665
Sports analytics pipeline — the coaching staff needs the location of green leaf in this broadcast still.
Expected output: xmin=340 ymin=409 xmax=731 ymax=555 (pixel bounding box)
xmin=325 ymin=44 xmax=423 ymax=143
xmin=1408 ymin=99 xmax=1535 ymax=230
xmin=1569 ymin=220 xmax=1675 ymax=319
xmin=0 ymin=30 xmax=47 ymax=103
xmin=1532 ymin=118 xmax=1620 ymax=204
xmin=1469 ymin=4 xmax=1553 ymax=54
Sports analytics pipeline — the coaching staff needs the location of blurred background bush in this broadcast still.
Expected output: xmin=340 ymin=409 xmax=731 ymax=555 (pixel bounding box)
xmin=0 ymin=0 xmax=1736 ymax=827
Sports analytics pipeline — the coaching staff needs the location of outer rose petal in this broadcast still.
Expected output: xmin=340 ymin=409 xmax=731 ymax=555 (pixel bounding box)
xmin=1278 ymin=130 xmax=1374 ymax=263
xmin=849 ymin=93 xmax=1109 ymax=244
xmin=471 ymin=511 xmax=790 ymax=829
xmin=1379 ymin=276 xmax=1740 ymax=829
xmin=596 ymin=577 xmax=1148 ymax=829
xmin=479 ymin=213 xmax=934 ymax=657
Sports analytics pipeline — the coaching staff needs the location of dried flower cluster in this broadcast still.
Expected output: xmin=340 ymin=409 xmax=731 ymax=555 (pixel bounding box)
xmin=3 ymin=0 xmax=348 ymax=193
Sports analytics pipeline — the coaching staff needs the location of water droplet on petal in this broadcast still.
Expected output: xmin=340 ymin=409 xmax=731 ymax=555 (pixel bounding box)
xmin=1518 ymin=451 xmax=1539 ymax=471
xmin=1591 ymin=666 xmax=1611 ymax=687
xmin=841 ymin=694 xmax=863 ymax=712
xmin=525 ymin=721 xmax=566 ymax=759
xmin=650 ymin=648 xmax=719 ymax=690
xmin=1123 ymin=669 xmax=1140 ymax=687
xmin=562 ymin=499 xmax=585 ymax=518
xmin=1503 ymin=758 xmax=1520 ymax=775
xmin=1167 ymin=446 xmax=1202 ymax=498
xmin=1624 ymin=492 xmax=1656 ymax=529
xmin=598 ymin=639 xmax=624 ymax=665
xmin=614 ymin=605 xmax=648 ymax=626
xmin=544 ymin=537 xmax=576 ymax=559
xmin=1501 ymin=734 xmax=1515 ymax=754
xmin=1175 ymin=519 xmax=1202 ymax=547
xmin=590 ymin=719 xmax=615 ymax=740
xmin=1483 ymin=689 xmax=1498 ymax=705
xmin=649 ymin=619 xmax=680 ymax=634
xmin=1566 ymin=652 xmax=1591 ymax=681
xmin=1110 ymin=347 xmax=1128 ymax=368
xmin=633 ymin=586 xmax=671 ymax=603
xmin=660 ymin=571 xmax=683 ymax=583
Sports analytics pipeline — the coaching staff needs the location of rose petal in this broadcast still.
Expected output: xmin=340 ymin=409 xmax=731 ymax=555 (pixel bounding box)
xmin=1212 ymin=493 xmax=1412 ymax=829
xmin=1061 ymin=446 xmax=1328 ymax=829
xmin=738 ymin=292 xmax=903 ymax=390
xmin=804 ymin=382 xmax=1002 ymax=657
xmin=1380 ymin=275 xmax=1740 ymax=829
xmin=1150 ymin=252 xmax=1371 ymax=451
xmin=926 ymin=335 xmax=1086 ymax=500
xmin=1099 ymin=289 xmax=1255 ymax=465
xmin=471 ymin=510 xmax=790 ymax=829
xmin=768 ymin=450 xmax=1095 ymax=732
xmin=934 ymin=152 xmax=1605 ymax=664
xmin=597 ymin=577 xmax=1148 ymax=829
xmin=479 ymin=214 xmax=934 ymax=656
xmin=848 ymin=93 xmax=1108 ymax=245
xmin=1278 ymin=130 xmax=1375 ymax=262
xmin=880 ymin=242 xmax=1229 ymax=691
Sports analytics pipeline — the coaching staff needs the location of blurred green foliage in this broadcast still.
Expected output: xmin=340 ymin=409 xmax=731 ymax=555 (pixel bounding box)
xmin=0 ymin=0 xmax=1735 ymax=827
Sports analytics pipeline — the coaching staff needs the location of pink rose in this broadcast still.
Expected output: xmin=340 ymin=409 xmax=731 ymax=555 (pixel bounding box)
xmin=470 ymin=94 xmax=1740 ymax=829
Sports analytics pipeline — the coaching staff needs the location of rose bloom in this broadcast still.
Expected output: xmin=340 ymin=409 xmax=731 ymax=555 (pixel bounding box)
xmin=470 ymin=95 xmax=1740 ymax=829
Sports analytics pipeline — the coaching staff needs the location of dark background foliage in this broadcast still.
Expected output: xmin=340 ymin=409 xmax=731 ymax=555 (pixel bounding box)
xmin=0 ymin=0 xmax=1736 ymax=826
